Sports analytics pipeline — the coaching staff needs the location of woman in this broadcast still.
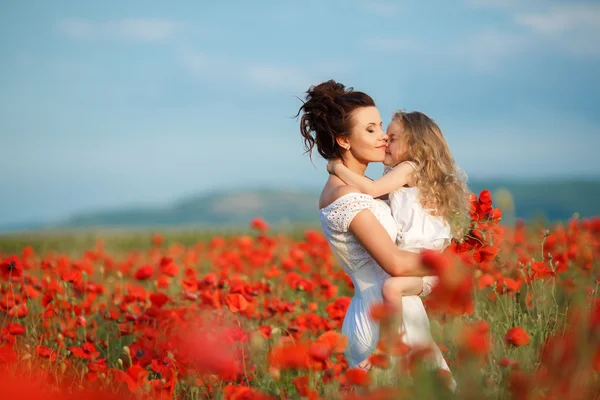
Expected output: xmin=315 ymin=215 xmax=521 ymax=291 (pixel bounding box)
xmin=298 ymin=80 xmax=453 ymax=381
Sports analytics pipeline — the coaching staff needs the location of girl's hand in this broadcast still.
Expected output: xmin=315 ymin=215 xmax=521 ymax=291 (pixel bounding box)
xmin=327 ymin=159 xmax=342 ymax=175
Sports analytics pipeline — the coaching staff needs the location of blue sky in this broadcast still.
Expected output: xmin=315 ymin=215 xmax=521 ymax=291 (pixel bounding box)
xmin=1 ymin=0 xmax=599 ymax=226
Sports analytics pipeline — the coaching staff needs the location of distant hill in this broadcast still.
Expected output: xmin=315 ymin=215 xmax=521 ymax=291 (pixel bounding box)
xmin=467 ymin=180 xmax=600 ymax=222
xmin=2 ymin=181 xmax=599 ymax=232
xmin=57 ymin=189 xmax=321 ymax=228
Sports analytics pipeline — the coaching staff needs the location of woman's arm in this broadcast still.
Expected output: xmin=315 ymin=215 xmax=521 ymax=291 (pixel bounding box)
xmin=330 ymin=162 xmax=413 ymax=198
xmin=349 ymin=208 xmax=429 ymax=277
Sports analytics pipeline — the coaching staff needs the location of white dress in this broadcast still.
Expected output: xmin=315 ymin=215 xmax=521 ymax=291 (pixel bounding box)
xmin=388 ymin=160 xmax=453 ymax=297
xmin=388 ymin=161 xmax=455 ymax=388
xmin=320 ymin=192 xmax=453 ymax=380
xmin=320 ymin=193 xmax=395 ymax=367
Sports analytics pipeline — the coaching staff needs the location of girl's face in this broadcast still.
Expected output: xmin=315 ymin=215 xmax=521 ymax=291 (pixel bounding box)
xmin=384 ymin=120 xmax=409 ymax=167
xmin=343 ymin=106 xmax=389 ymax=163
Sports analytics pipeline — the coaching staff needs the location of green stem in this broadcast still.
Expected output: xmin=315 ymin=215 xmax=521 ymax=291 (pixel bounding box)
xmin=465 ymin=233 xmax=486 ymax=247
xmin=235 ymin=315 xmax=251 ymax=386
xmin=493 ymin=287 xmax=511 ymax=323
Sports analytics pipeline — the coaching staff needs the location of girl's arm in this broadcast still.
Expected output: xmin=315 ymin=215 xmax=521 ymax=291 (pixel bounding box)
xmin=328 ymin=160 xmax=414 ymax=198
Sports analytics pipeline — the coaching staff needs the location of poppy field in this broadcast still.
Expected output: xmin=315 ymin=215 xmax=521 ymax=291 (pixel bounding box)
xmin=1 ymin=191 xmax=600 ymax=399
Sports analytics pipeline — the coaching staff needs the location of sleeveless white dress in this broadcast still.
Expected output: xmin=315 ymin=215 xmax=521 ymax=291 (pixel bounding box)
xmin=320 ymin=192 xmax=453 ymax=382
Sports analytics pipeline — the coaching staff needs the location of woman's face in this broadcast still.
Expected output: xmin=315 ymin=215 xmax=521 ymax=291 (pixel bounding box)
xmin=344 ymin=106 xmax=388 ymax=163
xmin=384 ymin=120 xmax=408 ymax=167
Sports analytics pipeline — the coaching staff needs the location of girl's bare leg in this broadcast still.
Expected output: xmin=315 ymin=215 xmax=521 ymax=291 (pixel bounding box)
xmin=381 ymin=277 xmax=424 ymax=344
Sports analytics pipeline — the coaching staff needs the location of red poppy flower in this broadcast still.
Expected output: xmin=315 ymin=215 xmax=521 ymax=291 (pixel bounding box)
xmin=368 ymin=353 xmax=390 ymax=369
xmin=60 ymin=269 xmax=82 ymax=284
xmin=151 ymin=233 xmax=164 ymax=247
xmin=498 ymin=357 xmax=519 ymax=368
xmin=223 ymin=385 xmax=276 ymax=400
xmin=160 ymin=262 xmax=179 ymax=277
xmin=345 ymin=368 xmax=371 ymax=387
xmin=477 ymin=274 xmax=495 ymax=289
xmin=225 ymin=293 xmax=249 ymax=313
xmin=269 ymin=342 xmax=311 ymax=371
xmin=378 ymin=335 xmax=411 ymax=357
xmin=531 ymin=261 xmax=555 ymax=279
xmin=369 ymin=303 xmax=394 ymax=323
xmin=479 ymin=190 xmax=492 ymax=207
xmin=458 ymin=321 xmax=491 ymax=356
xmin=291 ymin=375 xmax=310 ymax=397
xmin=257 ymin=325 xmax=272 ymax=339
xmin=505 ymin=327 xmax=531 ymax=347
xmin=35 ymin=345 xmax=57 ymax=361
xmin=6 ymin=323 xmax=26 ymax=336
xmin=491 ymin=208 xmax=503 ymax=223
xmin=149 ymin=292 xmax=170 ymax=308
xmin=113 ymin=364 xmax=149 ymax=393
xmin=473 ymin=246 xmax=500 ymax=263
xmin=316 ymin=330 xmax=348 ymax=353
xmin=496 ymin=277 xmax=522 ymax=294
xmin=8 ymin=303 xmax=29 ymax=318
xmin=250 ymin=217 xmax=269 ymax=232
xmin=76 ymin=315 xmax=87 ymax=327
xmin=421 ymin=249 xmax=452 ymax=275
xmin=1 ymin=256 xmax=23 ymax=280
xmin=134 ymin=265 xmax=154 ymax=280
xmin=455 ymin=240 xmax=474 ymax=253
xmin=70 ymin=342 xmax=100 ymax=360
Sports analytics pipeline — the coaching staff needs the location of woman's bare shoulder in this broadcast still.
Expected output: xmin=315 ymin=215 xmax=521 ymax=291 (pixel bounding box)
xmin=318 ymin=178 xmax=362 ymax=209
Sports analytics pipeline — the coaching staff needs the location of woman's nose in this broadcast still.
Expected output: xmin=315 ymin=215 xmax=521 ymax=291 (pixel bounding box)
xmin=380 ymin=128 xmax=389 ymax=141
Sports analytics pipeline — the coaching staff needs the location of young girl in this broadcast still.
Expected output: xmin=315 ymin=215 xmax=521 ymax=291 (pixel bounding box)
xmin=327 ymin=110 xmax=470 ymax=333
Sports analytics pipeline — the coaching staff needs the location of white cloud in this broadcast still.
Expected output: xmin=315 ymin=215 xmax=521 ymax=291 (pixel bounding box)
xmin=515 ymin=4 xmax=600 ymax=55
xmin=467 ymin=1 xmax=600 ymax=57
xmin=366 ymin=1 xmax=600 ymax=67
xmin=180 ymin=47 xmax=345 ymax=93
xmin=243 ymin=61 xmax=351 ymax=92
xmin=516 ymin=4 xmax=600 ymax=34
xmin=360 ymin=29 xmax=528 ymax=73
xmin=180 ymin=50 xmax=212 ymax=74
xmin=57 ymin=18 xmax=183 ymax=42
xmin=468 ymin=0 xmax=547 ymax=9
xmin=449 ymin=29 xmax=530 ymax=72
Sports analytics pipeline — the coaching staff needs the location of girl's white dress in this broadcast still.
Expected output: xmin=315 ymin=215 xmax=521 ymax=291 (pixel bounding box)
xmin=320 ymin=190 xmax=453 ymax=384
xmin=389 ymin=160 xmax=452 ymax=297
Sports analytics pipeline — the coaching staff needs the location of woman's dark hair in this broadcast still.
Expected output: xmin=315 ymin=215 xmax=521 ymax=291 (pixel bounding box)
xmin=297 ymin=80 xmax=375 ymax=160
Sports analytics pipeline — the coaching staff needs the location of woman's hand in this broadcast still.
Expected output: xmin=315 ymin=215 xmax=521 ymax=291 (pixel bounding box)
xmin=327 ymin=159 xmax=342 ymax=175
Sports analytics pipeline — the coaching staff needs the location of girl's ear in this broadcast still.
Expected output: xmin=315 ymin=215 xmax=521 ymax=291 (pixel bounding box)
xmin=336 ymin=136 xmax=350 ymax=150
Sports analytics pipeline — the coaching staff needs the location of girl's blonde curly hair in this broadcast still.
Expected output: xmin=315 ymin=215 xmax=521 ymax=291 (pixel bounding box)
xmin=391 ymin=110 xmax=471 ymax=240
